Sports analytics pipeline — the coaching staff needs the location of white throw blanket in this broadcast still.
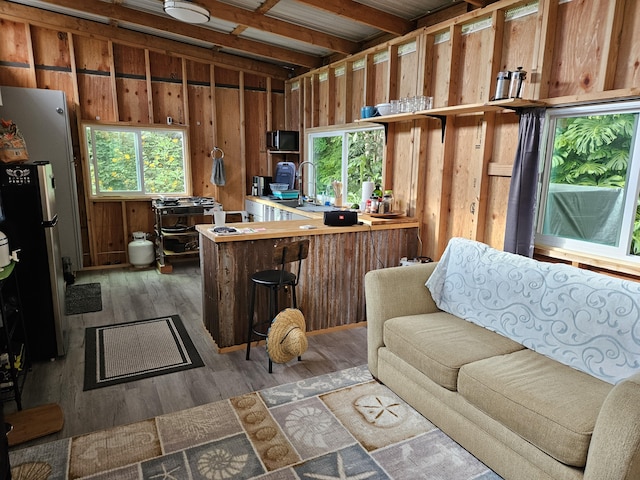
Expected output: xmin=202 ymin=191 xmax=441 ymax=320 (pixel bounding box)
xmin=426 ymin=238 xmax=640 ymax=384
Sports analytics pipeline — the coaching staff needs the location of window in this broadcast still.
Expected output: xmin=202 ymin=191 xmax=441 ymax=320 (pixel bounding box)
xmin=83 ymin=123 xmax=191 ymax=198
xmin=307 ymin=126 xmax=384 ymax=207
xmin=536 ymin=101 xmax=640 ymax=262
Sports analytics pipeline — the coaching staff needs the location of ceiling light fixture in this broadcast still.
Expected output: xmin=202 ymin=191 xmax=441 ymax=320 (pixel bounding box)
xmin=163 ymin=0 xmax=210 ymax=24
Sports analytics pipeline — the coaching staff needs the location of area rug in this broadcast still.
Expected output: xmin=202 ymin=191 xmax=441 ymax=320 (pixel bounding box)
xmin=83 ymin=315 xmax=204 ymax=391
xmin=65 ymin=282 xmax=102 ymax=315
xmin=10 ymin=365 xmax=502 ymax=480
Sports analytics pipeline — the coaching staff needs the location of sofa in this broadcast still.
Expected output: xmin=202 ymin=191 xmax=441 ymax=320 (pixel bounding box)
xmin=365 ymin=237 xmax=640 ymax=480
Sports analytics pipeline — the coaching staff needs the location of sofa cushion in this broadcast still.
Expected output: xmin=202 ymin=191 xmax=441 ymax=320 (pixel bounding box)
xmin=425 ymin=237 xmax=640 ymax=385
xmin=458 ymin=349 xmax=613 ymax=468
xmin=384 ymin=312 xmax=524 ymax=390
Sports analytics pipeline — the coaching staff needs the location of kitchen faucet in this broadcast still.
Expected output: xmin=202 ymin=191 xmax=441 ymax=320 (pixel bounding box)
xmin=297 ymin=161 xmax=317 ymax=206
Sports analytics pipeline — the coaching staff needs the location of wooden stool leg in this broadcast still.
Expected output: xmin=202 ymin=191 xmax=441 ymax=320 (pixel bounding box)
xmin=246 ymin=281 xmax=257 ymax=360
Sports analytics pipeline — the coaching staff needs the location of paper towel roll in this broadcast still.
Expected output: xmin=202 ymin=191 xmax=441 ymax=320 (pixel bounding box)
xmin=361 ymin=181 xmax=375 ymax=210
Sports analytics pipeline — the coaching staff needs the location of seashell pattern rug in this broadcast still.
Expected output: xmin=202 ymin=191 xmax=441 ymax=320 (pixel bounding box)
xmin=9 ymin=365 xmax=501 ymax=479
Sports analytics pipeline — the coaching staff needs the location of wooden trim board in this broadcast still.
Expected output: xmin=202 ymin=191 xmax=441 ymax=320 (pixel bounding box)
xmin=5 ymin=403 xmax=64 ymax=447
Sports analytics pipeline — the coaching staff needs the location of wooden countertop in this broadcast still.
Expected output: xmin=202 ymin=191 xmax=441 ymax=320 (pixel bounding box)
xmin=246 ymin=195 xmax=417 ymax=224
xmin=197 ymin=217 xmax=419 ymax=243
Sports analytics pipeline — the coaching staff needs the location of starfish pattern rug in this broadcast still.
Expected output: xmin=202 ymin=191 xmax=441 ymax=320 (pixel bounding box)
xmin=9 ymin=365 xmax=502 ymax=479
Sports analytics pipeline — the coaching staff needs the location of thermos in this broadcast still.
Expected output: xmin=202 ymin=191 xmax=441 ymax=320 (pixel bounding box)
xmin=509 ymin=67 xmax=527 ymax=99
xmin=494 ymin=71 xmax=510 ymax=100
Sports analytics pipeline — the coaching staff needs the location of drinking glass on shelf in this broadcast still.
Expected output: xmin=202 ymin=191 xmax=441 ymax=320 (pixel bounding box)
xmin=390 ymin=99 xmax=400 ymax=114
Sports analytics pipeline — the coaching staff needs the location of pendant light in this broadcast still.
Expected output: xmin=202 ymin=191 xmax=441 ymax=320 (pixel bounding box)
xmin=163 ymin=0 xmax=210 ymax=24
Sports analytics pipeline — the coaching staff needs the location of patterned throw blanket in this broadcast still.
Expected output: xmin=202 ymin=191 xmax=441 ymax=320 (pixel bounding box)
xmin=426 ymin=237 xmax=640 ymax=384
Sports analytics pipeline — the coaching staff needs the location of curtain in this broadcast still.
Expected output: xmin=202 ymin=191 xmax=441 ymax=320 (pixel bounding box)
xmin=504 ymin=108 xmax=546 ymax=256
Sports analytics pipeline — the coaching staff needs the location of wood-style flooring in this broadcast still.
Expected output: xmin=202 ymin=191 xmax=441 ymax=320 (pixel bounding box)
xmin=5 ymin=260 xmax=368 ymax=449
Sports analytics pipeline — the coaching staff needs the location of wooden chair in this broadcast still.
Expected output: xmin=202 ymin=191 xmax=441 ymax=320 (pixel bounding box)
xmin=246 ymin=239 xmax=310 ymax=373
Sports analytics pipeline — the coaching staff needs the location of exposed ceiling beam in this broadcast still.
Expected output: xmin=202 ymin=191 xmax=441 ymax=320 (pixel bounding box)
xmin=0 ymin=1 xmax=293 ymax=79
xmin=256 ymin=0 xmax=282 ymax=14
xmin=27 ymin=0 xmax=323 ymax=68
xmin=294 ymin=0 xmax=415 ymax=36
xmin=464 ymin=0 xmax=492 ymax=7
xmin=193 ymin=0 xmax=361 ymax=55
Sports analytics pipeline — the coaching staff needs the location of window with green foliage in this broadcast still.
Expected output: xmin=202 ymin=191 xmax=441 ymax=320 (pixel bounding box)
xmin=307 ymin=126 xmax=384 ymax=207
xmin=83 ymin=123 xmax=190 ymax=197
xmin=536 ymin=101 xmax=640 ymax=262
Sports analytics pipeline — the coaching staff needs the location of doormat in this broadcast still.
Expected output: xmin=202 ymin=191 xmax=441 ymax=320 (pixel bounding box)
xmin=65 ymin=283 xmax=102 ymax=315
xmin=83 ymin=315 xmax=204 ymax=391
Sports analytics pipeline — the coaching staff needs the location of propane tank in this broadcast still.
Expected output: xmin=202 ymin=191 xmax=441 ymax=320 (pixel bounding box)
xmin=128 ymin=232 xmax=154 ymax=268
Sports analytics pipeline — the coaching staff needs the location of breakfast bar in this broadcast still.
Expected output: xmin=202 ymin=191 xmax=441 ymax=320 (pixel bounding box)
xmin=197 ymin=217 xmax=419 ymax=351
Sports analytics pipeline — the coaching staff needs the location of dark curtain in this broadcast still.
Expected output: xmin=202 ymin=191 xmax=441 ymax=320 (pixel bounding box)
xmin=504 ymin=108 xmax=546 ymax=257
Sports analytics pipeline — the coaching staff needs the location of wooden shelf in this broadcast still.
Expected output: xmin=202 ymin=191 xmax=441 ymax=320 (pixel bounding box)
xmin=356 ymin=98 xmax=547 ymax=124
xmin=163 ymin=249 xmax=199 ymax=256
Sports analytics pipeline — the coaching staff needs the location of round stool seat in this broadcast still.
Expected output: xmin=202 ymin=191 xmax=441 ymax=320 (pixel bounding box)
xmin=251 ymin=270 xmax=297 ymax=286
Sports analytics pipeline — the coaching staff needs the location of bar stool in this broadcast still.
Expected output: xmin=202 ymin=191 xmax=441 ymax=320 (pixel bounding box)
xmin=246 ymin=239 xmax=309 ymax=373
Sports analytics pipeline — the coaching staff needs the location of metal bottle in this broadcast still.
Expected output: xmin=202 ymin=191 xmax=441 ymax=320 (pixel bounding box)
xmin=494 ymin=71 xmax=511 ymax=100
xmin=509 ymin=67 xmax=527 ymax=99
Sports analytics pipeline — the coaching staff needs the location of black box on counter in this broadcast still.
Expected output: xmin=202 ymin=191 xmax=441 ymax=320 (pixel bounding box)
xmin=324 ymin=210 xmax=358 ymax=226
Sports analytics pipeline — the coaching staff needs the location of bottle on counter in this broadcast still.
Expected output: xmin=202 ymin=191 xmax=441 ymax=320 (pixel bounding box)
xmin=364 ymin=198 xmax=372 ymax=214
xmin=381 ymin=190 xmax=394 ymax=213
xmin=369 ymin=194 xmax=379 ymax=214
xmin=372 ymin=184 xmax=383 ymax=199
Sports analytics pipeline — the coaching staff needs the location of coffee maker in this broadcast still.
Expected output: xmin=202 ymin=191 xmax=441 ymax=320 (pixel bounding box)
xmin=252 ymin=176 xmax=272 ymax=196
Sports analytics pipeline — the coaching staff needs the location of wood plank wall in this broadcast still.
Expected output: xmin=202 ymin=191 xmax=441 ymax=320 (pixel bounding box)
xmin=0 ymin=5 xmax=289 ymax=268
xmin=287 ymin=0 xmax=640 ymax=279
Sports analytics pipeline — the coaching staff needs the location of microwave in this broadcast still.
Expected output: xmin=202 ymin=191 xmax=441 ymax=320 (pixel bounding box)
xmin=266 ymin=130 xmax=299 ymax=152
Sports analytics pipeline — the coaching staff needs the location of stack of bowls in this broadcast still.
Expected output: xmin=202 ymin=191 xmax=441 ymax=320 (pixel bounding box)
xmin=376 ymin=103 xmax=393 ymax=116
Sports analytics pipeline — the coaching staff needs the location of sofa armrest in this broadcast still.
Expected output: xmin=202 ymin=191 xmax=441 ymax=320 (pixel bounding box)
xmin=584 ymin=372 xmax=640 ymax=480
xmin=365 ymin=263 xmax=440 ymax=378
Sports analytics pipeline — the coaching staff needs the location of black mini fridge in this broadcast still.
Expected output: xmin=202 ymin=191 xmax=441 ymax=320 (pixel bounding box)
xmin=0 ymin=161 xmax=66 ymax=360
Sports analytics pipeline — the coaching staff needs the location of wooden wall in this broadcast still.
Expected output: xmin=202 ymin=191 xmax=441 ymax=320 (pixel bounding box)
xmin=287 ymin=0 xmax=640 ymax=279
xmin=0 ymin=4 xmax=288 ymax=268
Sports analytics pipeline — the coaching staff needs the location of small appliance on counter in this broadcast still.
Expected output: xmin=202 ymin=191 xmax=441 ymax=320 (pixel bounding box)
xmin=324 ymin=210 xmax=358 ymax=227
xmin=252 ymin=175 xmax=272 ymax=196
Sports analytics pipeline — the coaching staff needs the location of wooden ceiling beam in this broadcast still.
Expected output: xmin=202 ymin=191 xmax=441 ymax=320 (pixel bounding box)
xmin=294 ymin=0 xmax=415 ymax=35
xmin=20 ymin=0 xmax=323 ymax=68
xmin=198 ymin=0 xmax=360 ymax=54
xmin=464 ymin=0 xmax=492 ymax=7
xmin=0 ymin=1 xmax=294 ymax=78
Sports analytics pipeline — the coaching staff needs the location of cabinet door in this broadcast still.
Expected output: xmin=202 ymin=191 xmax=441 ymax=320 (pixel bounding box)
xmin=244 ymin=200 xmax=263 ymax=222
xmin=264 ymin=206 xmax=275 ymax=221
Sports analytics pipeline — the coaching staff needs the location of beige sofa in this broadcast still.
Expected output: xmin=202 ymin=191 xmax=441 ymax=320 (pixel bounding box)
xmin=365 ymin=239 xmax=640 ymax=480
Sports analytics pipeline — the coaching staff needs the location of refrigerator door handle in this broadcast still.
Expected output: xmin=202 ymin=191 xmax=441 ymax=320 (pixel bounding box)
xmin=42 ymin=214 xmax=59 ymax=228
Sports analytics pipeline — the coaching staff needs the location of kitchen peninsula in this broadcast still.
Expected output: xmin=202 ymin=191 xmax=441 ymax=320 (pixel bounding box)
xmin=197 ymin=216 xmax=419 ymax=351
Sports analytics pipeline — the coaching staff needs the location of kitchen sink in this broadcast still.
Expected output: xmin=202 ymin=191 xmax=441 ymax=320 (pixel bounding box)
xmin=295 ymin=204 xmax=337 ymax=212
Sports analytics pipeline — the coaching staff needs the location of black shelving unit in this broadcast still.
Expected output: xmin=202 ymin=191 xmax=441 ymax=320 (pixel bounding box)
xmin=0 ymin=262 xmax=29 ymax=410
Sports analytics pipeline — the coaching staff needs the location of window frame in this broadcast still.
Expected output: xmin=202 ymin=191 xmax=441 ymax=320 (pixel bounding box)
xmin=81 ymin=121 xmax=193 ymax=200
xmin=535 ymin=100 xmax=640 ymax=263
xmin=306 ymin=124 xmax=385 ymax=205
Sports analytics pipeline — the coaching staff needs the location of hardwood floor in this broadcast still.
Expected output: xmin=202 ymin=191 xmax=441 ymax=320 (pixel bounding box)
xmin=5 ymin=260 xmax=368 ymax=448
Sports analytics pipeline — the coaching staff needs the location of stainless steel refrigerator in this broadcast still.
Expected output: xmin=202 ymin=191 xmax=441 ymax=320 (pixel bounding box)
xmin=0 ymin=162 xmax=66 ymax=360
